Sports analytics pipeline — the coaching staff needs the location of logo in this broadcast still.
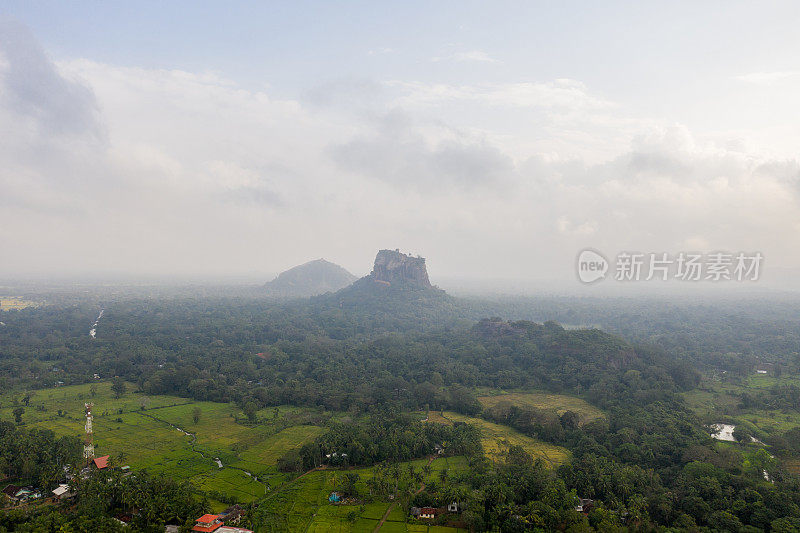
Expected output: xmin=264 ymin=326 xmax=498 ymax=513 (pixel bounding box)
xmin=576 ymin=249 xmax=609 ymax=284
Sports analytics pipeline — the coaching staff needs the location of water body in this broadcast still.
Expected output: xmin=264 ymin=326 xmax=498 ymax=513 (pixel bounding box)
xmin=710 ymin=423 xmax=736 ymax=441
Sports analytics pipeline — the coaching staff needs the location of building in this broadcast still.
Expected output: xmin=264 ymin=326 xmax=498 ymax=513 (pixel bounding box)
xmin=575 ymin=498 xmax=594 ymax=513
xmin=447 ymin=501 xmax=460 ymax=513
xmin=218 ymin=505 xmax=244 ymax=524
xmin=419 ymin=507 xmax=440 ymax=519
xmin=2 ymin=485 xmax=41 ymax=503
xmin=52 ymin=484 xmax=74 ymax=500
xmin=93 ymin=455 xmax=110 ymax=469
xmin=191 ymin=514 xmax=223 ymax=532
xmin=2 ymin=484 xmax=22 ymax=500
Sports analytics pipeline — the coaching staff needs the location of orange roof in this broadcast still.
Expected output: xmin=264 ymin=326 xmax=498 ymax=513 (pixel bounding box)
xmin=197 ymin=515 xmax=219 ymax=524
xmin=93 ymin=455 xmax=110 ymax=469
xmin=191 ymin=524 xmax=221 ymax=533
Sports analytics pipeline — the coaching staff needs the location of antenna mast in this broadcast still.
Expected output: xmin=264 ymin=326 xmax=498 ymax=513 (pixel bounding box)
xmin=84 ymin=403 xmax=95 ymax=461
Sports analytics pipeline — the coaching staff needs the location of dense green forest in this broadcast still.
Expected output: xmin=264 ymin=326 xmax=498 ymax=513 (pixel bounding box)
xmin=3 ymin=286 xmax=800 ymax=530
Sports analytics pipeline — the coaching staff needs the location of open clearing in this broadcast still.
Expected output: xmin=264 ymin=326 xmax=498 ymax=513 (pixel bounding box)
xmin=0 ymin=382 xmax=324 ymax=506
xmin=258 ymin=456 xmax=469 ymax=532
xmin=3 ymin=383 xmax=487 ymax=529
xmin=478 ymin=390 xmax=605 ymax=425
xmin=438 ymin=411 xmax=569 ymax=467
xmin=0 ymin=297 xmax=40 ymax=310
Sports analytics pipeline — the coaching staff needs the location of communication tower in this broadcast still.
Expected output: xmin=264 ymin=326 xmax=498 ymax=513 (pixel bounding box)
xmin=83 ymin=403 xmax=95 ymax=460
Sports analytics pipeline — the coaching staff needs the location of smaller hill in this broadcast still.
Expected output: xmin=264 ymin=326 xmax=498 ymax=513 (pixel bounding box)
xmin=264 ymin=259 xmax=357 ymax=298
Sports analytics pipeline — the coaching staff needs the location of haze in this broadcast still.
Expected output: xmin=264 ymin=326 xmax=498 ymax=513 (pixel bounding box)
xmin=2 ymin=1 xmax=800 ymax=288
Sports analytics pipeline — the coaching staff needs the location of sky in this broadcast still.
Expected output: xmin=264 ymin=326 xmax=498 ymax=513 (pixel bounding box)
xmin=1 ymin=1 xmax=800 ymax=287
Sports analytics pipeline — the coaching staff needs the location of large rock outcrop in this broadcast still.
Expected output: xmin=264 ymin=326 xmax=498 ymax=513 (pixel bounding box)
xmin=370 ymin=249 xmax=431 ymax=287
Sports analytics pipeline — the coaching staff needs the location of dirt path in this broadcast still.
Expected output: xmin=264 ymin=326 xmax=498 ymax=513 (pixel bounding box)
xmin=373 ymin=455 xmax=437 ymax=532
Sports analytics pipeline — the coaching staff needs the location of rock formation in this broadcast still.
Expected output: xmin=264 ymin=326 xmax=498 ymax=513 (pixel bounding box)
xmin=369 ymin=249 xmax=431 ymax=287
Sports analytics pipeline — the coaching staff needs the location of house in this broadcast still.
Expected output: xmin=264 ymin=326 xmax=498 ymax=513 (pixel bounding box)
xmin=164 ymin=526 xmax=180 ymax=533
xmin=419 ymin=507 xmax=440 ymax=519
xmin=93 ymin=455 xmax=110 ymax=469
xmin=2 ymin=484 xmax=22 ymax=499
xmin=575 ymin=498 xmax=594 ymax=513
xmin=219 ymin=504 xmax=244 ymax=524
xmin=191 ymin=514 xmax=223 ymax=532
xmin=52 ymin=484 xmax=74 ymax=500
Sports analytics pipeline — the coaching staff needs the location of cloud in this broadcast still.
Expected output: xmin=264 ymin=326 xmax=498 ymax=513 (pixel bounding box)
xmin=0 ymin=18 xmax=102 ymax=139
xmin=735 ymin=71 xmax=800 ymax=85
xmin=1 ymin=21 xmax=800 ymax=281
xmin=432 ymin=50 xmax=499 ymax=63
xmin=388 ymin=79 xmax=609 ymax=110
xmin=367 ymin=47 xmax=395 ymax=56
xmin=330 ymin=111 xmax=514 ymax=190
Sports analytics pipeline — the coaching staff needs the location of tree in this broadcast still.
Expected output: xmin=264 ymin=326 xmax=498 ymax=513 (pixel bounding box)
xmin=243 ymin=402 xmax=258 ymax=424
xmin=12 ymin=407 xmax=24 ymax=424
xmin=111 ymin=378 xmax=126 ymax=399
xmin=192 ymin=407 xmax=202 ymax=424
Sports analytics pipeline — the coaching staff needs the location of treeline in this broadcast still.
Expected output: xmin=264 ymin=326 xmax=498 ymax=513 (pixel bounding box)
xmin=0 ymin=469 xmax=210 ymax=532
xmin=279 ymin=411 xmax=482 ymax=471
xmin=0 ymin=422 xmax=81 ymax=489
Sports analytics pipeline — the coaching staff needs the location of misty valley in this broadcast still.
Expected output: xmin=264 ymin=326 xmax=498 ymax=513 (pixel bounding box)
xmin=3 ymin=3 xmax=800 ymax=531
xmin=2 ymin=250 xmax=800 ymax=531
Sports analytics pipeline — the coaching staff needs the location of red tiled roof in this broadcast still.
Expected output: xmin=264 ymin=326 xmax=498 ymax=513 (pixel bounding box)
xmin=191 ymin=524 xmax=221 ymax=533
xmin=93 ymin=455 xmax=110 ymax=469
xmin=192 ymin=515 xmax=221 ymax=533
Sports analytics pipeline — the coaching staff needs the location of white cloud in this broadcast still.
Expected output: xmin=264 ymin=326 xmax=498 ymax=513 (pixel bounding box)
xmin=432 ymin=50 xmax=499 ymax=63
xmin=388 ymin=79 xmax=610 ymax=110
xmin=2 ymin=21 xmax=800 ymax=281
xmin=734 ymin=71 xmax=800 ymax=84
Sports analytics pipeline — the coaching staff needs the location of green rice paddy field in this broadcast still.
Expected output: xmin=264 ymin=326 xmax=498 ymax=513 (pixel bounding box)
xmin=0 ymin=382 xmax=473 ymax=530
xmin=1 ymin=383 xmax=604 ymax=530
xmin=258 ymin=456 xmax=470 ymax=533
xmin=0 ymin=382 xmax=324 ymax=506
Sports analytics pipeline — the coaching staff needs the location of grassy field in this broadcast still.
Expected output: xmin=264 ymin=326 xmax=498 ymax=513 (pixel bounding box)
xmin=432 ymin=411 xmax=569 ymax=468
xmin=258 ymin=455 xmax=470 ymax=532
xmin=0 ymin=382 xmax=325 ymax=506
xmin=682 ymin=374 xmax=800 ymax=435
xmin=0 ymin=297 xmax=39 ymax=310
xmin=682 ymin=373 xmax=800 ymax=475
xmin=2 ymin=383 xmax=488 ymax=530
xmin=477 ymin=390 xmax=605 ymax=425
